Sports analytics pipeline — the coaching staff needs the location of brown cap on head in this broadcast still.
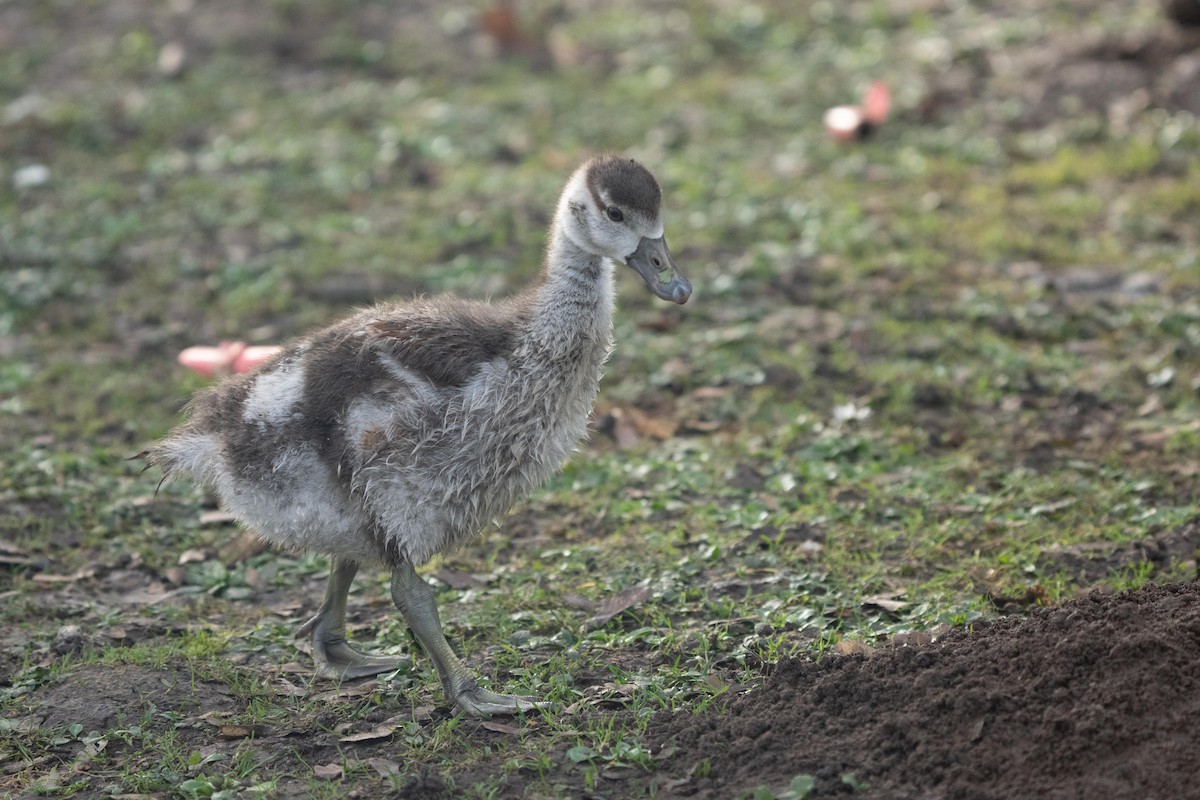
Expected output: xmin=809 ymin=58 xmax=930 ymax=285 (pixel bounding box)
xmin=584 ymin=155 xmax=662 ymax=219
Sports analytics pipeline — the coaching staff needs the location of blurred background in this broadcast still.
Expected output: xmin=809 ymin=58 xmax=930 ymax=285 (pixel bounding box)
xmin=3 ymin=0 xmax=1198 ymax=447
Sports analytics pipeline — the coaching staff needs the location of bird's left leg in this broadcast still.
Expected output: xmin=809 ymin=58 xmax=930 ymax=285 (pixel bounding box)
xmin=295 ymin=557 xmax=406 ymax=679
xmin=390 ymin=561 xmax=546 ymax=717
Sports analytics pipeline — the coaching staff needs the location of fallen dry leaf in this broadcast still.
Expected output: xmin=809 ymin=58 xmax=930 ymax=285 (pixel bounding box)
xmin=595 ymin=403 xmax=680 ymax=448
xmin=311 ymin=681 xmax=382 ymax=703
xmin=431 ymin=567 xmax=485 ymax=589
xmin=30 ymin=765 xmax=61 ymax=790
xmin=566 ymin=682 xmax=644 ymax=711
xmin=272 ymin=679 xmax=307 ymax=698
xmin=0 ymin=540 xmax=33 ymax=567
xmin=480 ymin=721 xmax=521 ymax=736
xmin=219 ymin=530 xmax=266 ymax=563
xmin=188 ymin=714 xmax=253 ymax=736
xmin=1137 ymin=395 xmax=1164 ymax=417
xmin=217 ymin=724 xmax=264 ymax=740
xmin=678 ymin=418 xmax=724 ymax=434
xmin=269 ymin=601 xmax=304 ymax=614
xmin=629 ymin=406 xmax=677 ymax=442
xmin=2 ymin=753 xmax=54 ymax=775
xmin=862 ymin=595 xmax=909 ymax=613
xmin=32 ymin=563 xmax=103 ymax=584
xmin=313 ymin=762 xmax=343 ymax=781
xmin=665 ymin=775 xmax=695 ymax=791
xmin=691 ymin=386 xmax=732 ymax=400
xmin=1166 ymin=460 xmax=1200 ymax=477
xmin=607 ymin=407 xmax=641 ymax=449
xmin=1028 ymin=499 xmax=1075 ymax=516
xmin=72 ymin=737 xmax=107 ymax=769
xmin=198 ymin=509 xmax=236 ymax=526
xmin=560 ymin=593 xmax=595 ymax=612
xmin=585 ymin=585 xmax=654 ymax=629
xmin=3 ymin=717 xmax=45 ymax=736
xmin=241 ymin=567 xmax=266 ymax=590
xmin=604 ymin=682 xmax=641 ymax=697
xmin=177 ymin=548 xmax=213 ymax=565
xmin=367 ymin=756 xmax=402 ymax=778
xmin=339 ymin=723 xmax=398 ymax=743
xmin=273 ymin=661 xmax=311 ymax=674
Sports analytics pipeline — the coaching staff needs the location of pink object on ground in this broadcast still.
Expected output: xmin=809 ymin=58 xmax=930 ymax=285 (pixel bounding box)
xmin=862 ymin=80 xmax=891 ymax=126
xmin=178 ymin=342 xmax=282 ymax=378
xmin=824 ymin=80 xmax=891 ymax=141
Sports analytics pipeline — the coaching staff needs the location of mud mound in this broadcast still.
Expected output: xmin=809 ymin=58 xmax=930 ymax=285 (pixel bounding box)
xmin=651 ymin=582 xmax=1200 ymax=799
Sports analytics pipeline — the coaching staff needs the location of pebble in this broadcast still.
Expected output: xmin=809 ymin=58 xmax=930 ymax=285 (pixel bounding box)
xmin=158 ymin=42 xmax=186 ymax=76
xmin=53 ymin=624 xmax=83 ymax=655
xmin=13 ymin=164 xmax=49 ymax=189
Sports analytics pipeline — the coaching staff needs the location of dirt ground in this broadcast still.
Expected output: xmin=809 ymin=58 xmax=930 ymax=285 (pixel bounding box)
xmin=923 ymin=21 xmax=1200 ymax=130
xmin=7 ymin=579 xmax=1200 ymax=798
xmin=650 ymin=580 xmax=1200 ymax=800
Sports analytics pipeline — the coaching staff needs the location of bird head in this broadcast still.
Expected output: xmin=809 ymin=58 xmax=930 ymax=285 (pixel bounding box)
xmin=556 ymin=155 xmax=692 ymax=304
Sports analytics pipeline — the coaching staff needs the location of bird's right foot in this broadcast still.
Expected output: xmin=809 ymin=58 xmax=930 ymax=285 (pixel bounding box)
xmin=296 ymin=616 xmax=406 ymax=680
xmin=453 ymin=683 xmax=548 ymax=718
xmin=313 ymin=639 xmax=407 ymax=680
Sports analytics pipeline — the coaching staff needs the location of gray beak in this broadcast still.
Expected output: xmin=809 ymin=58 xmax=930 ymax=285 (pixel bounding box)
xmin=625 ymin=236 xmax=691 ymax=304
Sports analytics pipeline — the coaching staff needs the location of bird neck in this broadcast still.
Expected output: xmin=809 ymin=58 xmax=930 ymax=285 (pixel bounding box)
xmin=523 ymin=227 xmax=615 ymax=359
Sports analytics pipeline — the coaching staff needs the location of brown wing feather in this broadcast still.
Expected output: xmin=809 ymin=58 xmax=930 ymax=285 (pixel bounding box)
xmin=363 ymin=297 xmax=528 ymax=388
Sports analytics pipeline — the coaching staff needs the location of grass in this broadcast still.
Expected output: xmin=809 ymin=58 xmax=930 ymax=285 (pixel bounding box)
xmin=2 ymin=0 xmax=1199 ymax=797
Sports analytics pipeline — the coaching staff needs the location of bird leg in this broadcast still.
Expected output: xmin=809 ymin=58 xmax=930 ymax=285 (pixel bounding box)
xmin=390 ymin=561 xmax=545 ymax=717
xmin=295 ymin=557 xmax=406 ymax=680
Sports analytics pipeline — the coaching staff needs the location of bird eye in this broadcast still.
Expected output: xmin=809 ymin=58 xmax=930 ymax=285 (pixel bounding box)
xmin=606 ymin=205 xmax=624 ymax=222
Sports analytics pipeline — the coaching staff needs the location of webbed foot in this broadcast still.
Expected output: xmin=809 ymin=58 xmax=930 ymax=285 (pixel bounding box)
xmin=296 ymin=614 xmax=406 ymax=680
xmin=453 ymin=683 xmax=549 ymax=718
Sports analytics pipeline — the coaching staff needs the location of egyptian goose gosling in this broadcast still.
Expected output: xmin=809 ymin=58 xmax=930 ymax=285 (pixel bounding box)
xmin=143 ymin=156 xmax=691 ymax=716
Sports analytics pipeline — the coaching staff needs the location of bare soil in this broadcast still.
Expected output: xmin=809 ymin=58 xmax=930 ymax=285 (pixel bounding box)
xmin=924 ymin=22 xmax=1200 ymax=129
xmin=650 ymin=581 xmax=1200 ymax=799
